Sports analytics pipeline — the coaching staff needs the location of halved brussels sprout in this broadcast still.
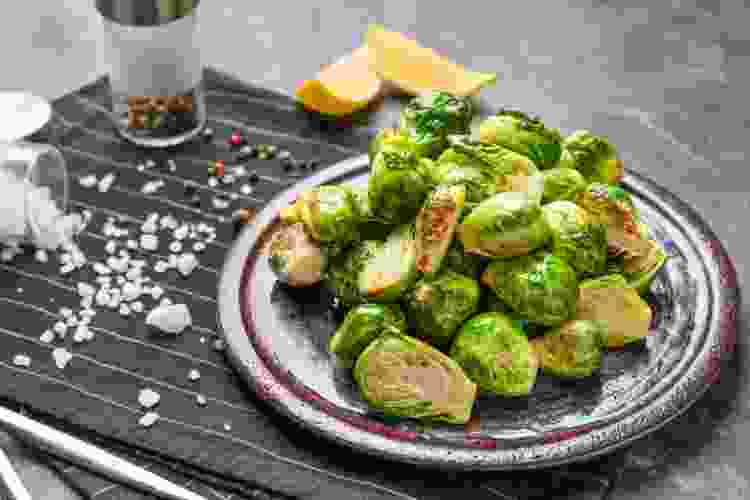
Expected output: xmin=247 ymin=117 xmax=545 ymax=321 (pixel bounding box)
xmin=541 ymin=201 xmax=608 ymax=278
xmin=448 ymin=136 xmax=544 ymax=198
xmin=530 ymin=320 xmax=607 ymax=378
xmin=368 ymin=146 xmax=430 ymax=224
xmin=368 ymin=128 xmax=400 ymax=163
xmin=279 ymin=185 xmax=360 ymax=246
xmin=358 ymin=224 xmax=418 ymax=303
xmin=268 ymin=223 xmax=327 ymax=287
xmin=329 ymin=304 xmax=407 ymax=367
xmin=621 ymin=239 xmax=668 ymax=296
xmin=415 ymin=185 xmax=466 ymax=276
xmin=400 ymin=91 xmax=473 ymax=157
xmin=559 ymin=130 xmax=624 ymax=184
xmin=576 ymin=183 xmax=651 ymax=258
xmin=478 ymin=110 xmax=562 ymax=169
xmin=482 ymin=252 xmax=579 ymax=326
xmin=459 ymin=191 xmax=551 ymax=258
xmin=450 ymin=313 xmax=539 ymax=396
xmin=429 ymin=149 xmax=496 ymax=204
xmin=541 ymin=167 xmax=586 ymax=203
xmin=575 ymin=274 xmax=652 ymax=347
xmin=442 ymin=239 xmax=483 ymax=279
xmin=324 ymin=240 xmax=380 ymax=306
xmin=354 ymin=333 xmax=477 ymax=424
xmin=405 ymin=271 xmax=481 ymax=347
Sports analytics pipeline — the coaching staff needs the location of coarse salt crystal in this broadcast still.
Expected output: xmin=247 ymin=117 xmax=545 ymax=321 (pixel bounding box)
xmin=138 ymin=388 xmax=160 ymax=408
xmin=121 ymin=282 xmax=141 ymax=301
xmin=73 ymin=325 xmax=89 ymax=343
xmin=104 ymin=240 xmax=117 ymax=254
xmin=119 ymin=303 xmax=131 ymax=316
xmin=126 ymin=239 xmax=139 ymax=250
xmin=150 ymin=286 xmax=164 ymax=300
xmin=208 ymin=178 xmax=218 ymax=188
xmin=168 ymin=159 xmax=177 ymax=172
xmin=211 ymin=197 xmax=231 ymax=210
xmin=223 ymin=422 xmax=232 ymax=431
xmin=138 ymin=412 xmax=159 ymax=427
xmin=59 ymin=307 xmax=73 ymax=319
xmin=34 ymin=249 xmax=48 ymax=262
xmin=53 ymin=321 xmax=67 ymax=335
xmin=39 ymin=330 xmax=55 ymax=343
xmin=145 ymin=303 xmax=191 ymax=334
xmin=80 ymin=297 xmax=93 ymax=310
xmin=140 ymin=234 xmax=159 ymax=251
xmin=93 ymin=262 xmax=111 ymax=275
xmin=141 ymin=180 xmax=165 ymax=195
xmin=95 ymin=276 xmax=112 ymax=285
xmin=153 ymin=261 xmax=169 ymax=273
xmin=176 ymin=253 xmax=198 ymax=277
xmin=125 ymin=267 xmax=141 ymax=281
xmin=160 ymin=215 xmax=178 ymax=230
xmin=78 ymin=175 xmax=98 ymax=188
xmin=145 ymin=159 xmax=157 ymax=169
xmin=130 ymin=301 xmax=144 ymax=313
xmin=196 ymin=394 xmax=207 ymax=406
xmin=95 ymin=289 xmax=110 ymax=307
xmin=188 ymin=369 xmax=200 ymax=381
xmin=80 ymin=308 xmax=96 ymax=318
xmin=12 ymin=354 xmax=31 ymax=367
xmin=192 ymin=241 xmax=206 ymax=252
xmin=212 ymin=338 xmax=225 ymax=351
xmin=173 ymin=225 xmax=189 ymax=241
xmin=116 ymin=276 xmax=126 ymax=286
xmin=168 ymin=241 xmax=182 ymax=253
xmin=240 ymin=184 xmax=253 ymax=195
xmin=98 ymin=173 xmax=116 ymax=193
xmin=168 ymin=254 xmax=178 ymax=267
xmin=199 ymin=336 xmax=206 ymax=344
xmin=140 ymin=220 xmax=158 ymax=234
xmin=52 ymin=348 xmax=72 ymax=369
xmin=159 ymin=297 xmax=173 ymax=307
xmin=60 ymin=263 xmax=75 ymax=275
xmin=66 ymin=316 xmax=78 ymax=327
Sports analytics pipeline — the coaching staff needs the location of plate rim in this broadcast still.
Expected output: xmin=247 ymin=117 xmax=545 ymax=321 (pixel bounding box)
xmin=218 ymin=153 xmax=740 ymax=470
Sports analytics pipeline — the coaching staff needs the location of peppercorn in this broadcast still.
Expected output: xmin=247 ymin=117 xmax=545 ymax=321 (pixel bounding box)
xmin=214 ymin=160 xmax=225 ymax=177
xmin=248 ymin=172 xmax=260 ymax=184
xmin=229 ymin=131 xmax=244 ymax=147
xmin=308 ymin=158 xmax=320 ymax=170
xmin=202 ymin=128 xmax=214 ymax=141
xmin=189 ymin=194 xmax=202 ymax=206
xmin=281 ymin=158 xmax=294 ymax=171
xmin=184 ymin=183 xmax=197 ymax=197
xmin=257 ymin=151 xmax=269 ymax=160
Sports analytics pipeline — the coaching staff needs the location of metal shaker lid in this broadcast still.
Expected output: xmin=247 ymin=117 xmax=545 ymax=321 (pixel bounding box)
xmin=95 ymin=0 xmax=200 ymax=27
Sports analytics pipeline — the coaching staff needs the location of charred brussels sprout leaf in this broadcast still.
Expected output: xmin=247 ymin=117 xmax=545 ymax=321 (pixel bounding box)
xmin=460 ymin=191 xmax=551 ymax=258
xmin=478 ymin=110 xmax=563 ymax=169
xmin=559 ymin=130 xmax=624 ymax=184
xmin=405 ymin=271 xmax=481 ymax=347
xmin=482 ymin=252 xmax=579 ymax=326
xmin=530 ymin=320 xmax=606 ymax=378
xmin=542 ymin=201 xmax=608 ymax=278
xmin=541 ymin=167 xmax=586 ymax=203
xmin=354 ymin=333 xmax=478 ymax=424
xmin=329 ymin=304 xmax=407 ymax=367
xmin=268 ymin=223 xmax=327 ymax=287
xmin=400 ymin=92 xmax=473 ymax=157
xmin=575 ymin=274 xmax=652 ymax=347
xmin=358 ymin=224 xmax=418 ymax=303
xmin=369 ymin=146 xmax=430 ymax=224
xmin=441 ymin=239 xmax=483 ymax=279
xmin=415 ymin=185 xmax=466 ymax=276
xmin=450 ymin=313 xmax=539 ymax=396
xmin=621 ymin=239 xmax=668 ymax=295
xmin=323 ymin=240 xmax=381 ymax=306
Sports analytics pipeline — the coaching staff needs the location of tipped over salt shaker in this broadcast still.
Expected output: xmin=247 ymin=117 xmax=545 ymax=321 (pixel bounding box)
xmin=96 ymin=0 xmax=207 ymax=148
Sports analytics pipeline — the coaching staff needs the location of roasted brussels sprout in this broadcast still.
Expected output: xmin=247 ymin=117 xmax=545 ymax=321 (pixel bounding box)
xmin=530 ymin=320 xmax=607 ymax=378
xmin=478 ymin=110 xmax=562 ymax=169
xmin=405 ymin=271 xmax=481 ymax=347
xmin=429 ymin=149 xmax=496 ymax=204
xmin=541 ymin=167 xmax=586 ymax=203
xmin=354 ymin=333 xmax=477 ymax=424
xmin=459 ymin=191 xmax=551 ymax=258
xmin=268 ymin=223 xmax=327 ymax=287
xmin=621 ymin=239 xmax=668 ymax=295
xmin=279 ymin=185 xmax=361 ymax=246
xmin=575 ymin=274 xmax=652 ymax=347
xmin=559 ymin=130 xmax=624 ymax=184
xmin=441 ymin=239 xmax=483 ymax=279
xmin=329 ymin=304 xmax=407 ymax=367
xmin=369 ymin=146 xmax=430 ymax=224
xmin=448 ymin=136 xmax=544 ymax=198
xmin=415 ymin=185 xmax=466 ymax=276
xmin=541 ymin=201 xmax=608 ymax=278
xmin=450 ymin=313 xmax=539 ymax=396
xmin=482 ymin=252 xmax=579 ymax=326
xmin=324 ymin=240 xmax=380 ymax=306
xmin=576 ymin=183 xmax=651 ymax=258
xmin=358 ymin=224 xmax=418 ymax=303
xmin=400 ymin=91 xmax=473 ymax=157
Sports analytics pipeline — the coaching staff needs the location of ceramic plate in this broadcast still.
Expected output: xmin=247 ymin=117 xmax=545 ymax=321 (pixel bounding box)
xmin=218 ymin=154 xmax=739 ymax=470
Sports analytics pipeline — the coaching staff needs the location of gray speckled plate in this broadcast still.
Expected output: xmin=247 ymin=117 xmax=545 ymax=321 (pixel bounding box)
xmin=218 ymin=154 xmax=739 ymax=470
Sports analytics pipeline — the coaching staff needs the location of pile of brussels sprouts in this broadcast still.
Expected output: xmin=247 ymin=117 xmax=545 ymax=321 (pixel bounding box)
xmin=268 ymin=92 xmax=667 ymax=425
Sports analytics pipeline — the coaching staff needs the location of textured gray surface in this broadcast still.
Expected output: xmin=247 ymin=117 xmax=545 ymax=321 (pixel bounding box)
xmin=0 ymin=0 xmax=747 ymax=499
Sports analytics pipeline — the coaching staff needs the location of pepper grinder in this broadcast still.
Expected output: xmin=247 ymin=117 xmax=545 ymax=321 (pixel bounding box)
xmin=96 ymin=0 xmax=207 ymax=148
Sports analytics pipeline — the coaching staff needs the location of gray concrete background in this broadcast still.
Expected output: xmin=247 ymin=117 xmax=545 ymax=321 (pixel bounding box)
xmin=1 ymin=0 xmax=749 ymax=498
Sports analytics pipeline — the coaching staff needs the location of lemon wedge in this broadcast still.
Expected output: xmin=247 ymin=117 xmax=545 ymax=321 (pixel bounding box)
xmin=365 ymin=25 xmax=496 ymax=97
xmin=295 ymin=46 xmax=383 ymax=116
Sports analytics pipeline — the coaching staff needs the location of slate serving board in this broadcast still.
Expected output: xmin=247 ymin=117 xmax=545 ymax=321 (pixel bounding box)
xmin=0 ymin=68 xmax=737 ymax=500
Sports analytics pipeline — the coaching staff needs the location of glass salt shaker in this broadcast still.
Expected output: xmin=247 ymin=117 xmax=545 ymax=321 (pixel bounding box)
xmin=96 ymin=0 xmax=207 ymax=148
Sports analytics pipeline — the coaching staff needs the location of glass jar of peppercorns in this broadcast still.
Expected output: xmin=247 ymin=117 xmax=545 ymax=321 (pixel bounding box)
xmin=96 ymin=0 xmax=207 ymax=148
